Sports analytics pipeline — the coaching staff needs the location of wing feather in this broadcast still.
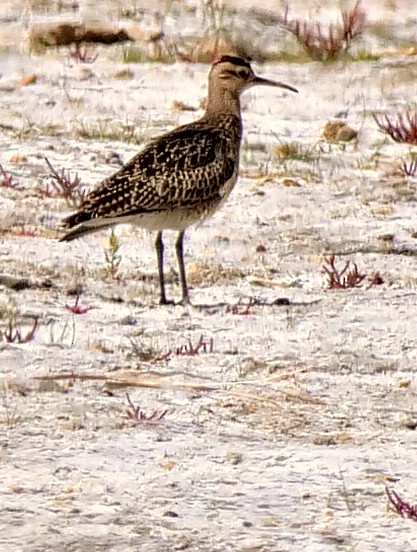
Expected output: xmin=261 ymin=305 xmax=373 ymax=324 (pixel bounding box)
xmin=63 ymin=121 xmax=237 ymax=228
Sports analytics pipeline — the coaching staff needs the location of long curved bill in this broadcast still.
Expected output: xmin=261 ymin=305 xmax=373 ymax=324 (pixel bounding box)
xmin=251 ymin=75 xmax=298 ymax=93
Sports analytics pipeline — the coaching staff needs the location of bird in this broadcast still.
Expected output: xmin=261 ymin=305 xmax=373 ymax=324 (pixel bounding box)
xmin=59 ymin=55 xmax=298 ymax=305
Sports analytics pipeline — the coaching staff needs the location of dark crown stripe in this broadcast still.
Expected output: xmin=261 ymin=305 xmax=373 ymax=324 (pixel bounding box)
xmin=214 ymin=55 xmax=251 ymax=68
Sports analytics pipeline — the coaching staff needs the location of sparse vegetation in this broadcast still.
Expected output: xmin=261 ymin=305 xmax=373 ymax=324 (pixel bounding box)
xmin=126 ymin=333 xmax=214 ymax=362
xmin=120 ymin=45 xmax=148 ymax=64
xmin=1 ymin=316 xmax=39 ymax=344
xmin=69 ymin=43 xmax=98 ymax=63
xmin=0 ymin=295 xmax=39 ymax=344
xmin=47 ymin=316 xmax=76 ymax=348
xmin=279 ymin=1 xmax=366 ymax=62
xmin=386 ymin=487 xmax=417 ymax=521
xmin=125 ymin=393 xmax=167 ymax=424
xmin=43 ymin=157 xmax=86 ymax=207
xmin=322 ymin=255 xmax=367 ymax=289
xmin=0 ymin=165 xmax=24 ymax=191
xmin=226 ymin=297 xmax=256 ymax=315
xmin=187 ymin=260 xmax=245 ymax=286
xmin=374 ymin=111 xmax=417 ymax=144
xmin=1 ymin=392 xmax=20 ymax=428
xmin=171 ymin=334 xmax=214 ymax=356
xmin=104 ymin=229 xmax=122 ymax=280
xmin=65 ymin=294 xmax=96 ymax=315
xmin=350 ymin=49 xmax=380 ymax=61
xmin=73 ymin=118 xmax=150 ymax=145
xmin=120 ymin=35 xmax=176 ymax=64
xmin=393 ymin=154 xmax=417 ymax=178
xmin=275 ymin=141 xmax=318 ymax=162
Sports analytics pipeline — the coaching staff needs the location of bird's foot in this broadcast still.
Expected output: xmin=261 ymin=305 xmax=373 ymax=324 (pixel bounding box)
xmin=178 ymin=296 xmax=192 ymax=307
xmin=158 ymin=295 xmax=191 ymax=307
xmin=159 ymin=296 xmax=176 ymax=306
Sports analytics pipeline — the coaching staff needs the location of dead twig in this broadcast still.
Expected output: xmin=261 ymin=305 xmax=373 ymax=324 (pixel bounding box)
xmin=32 ymin=371 xmax=323 ymax=405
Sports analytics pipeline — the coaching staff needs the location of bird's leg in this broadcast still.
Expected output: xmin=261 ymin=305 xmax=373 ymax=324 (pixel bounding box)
xmin=175 ymin=230 xmax=191 ymax=305
xmin=155 ymin=231 xmax=171 ymax=305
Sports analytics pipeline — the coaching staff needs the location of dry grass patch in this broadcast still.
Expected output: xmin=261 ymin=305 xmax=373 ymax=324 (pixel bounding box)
xmin=275 ymin=141 xmax=318 ymax=162
xmin=187 ymin=260 xmax=245 ymax=286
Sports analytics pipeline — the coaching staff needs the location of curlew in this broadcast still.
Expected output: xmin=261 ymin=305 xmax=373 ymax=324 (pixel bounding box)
xmin=60 ymin=55 xmax=298 ymax=304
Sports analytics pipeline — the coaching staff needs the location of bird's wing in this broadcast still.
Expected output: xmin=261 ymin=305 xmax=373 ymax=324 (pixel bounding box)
xmin=64 ymin=123 xmax=237 ymax=227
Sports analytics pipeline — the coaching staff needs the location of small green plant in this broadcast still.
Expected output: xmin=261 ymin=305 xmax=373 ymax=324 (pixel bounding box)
xmin=125 ymin=393 xmax=167 ymax=424
xmin=351 ymin=49 xmax=380 ymax=61
xmin=1 ymin=392 xmax=20 ymax=428
xmin=121 ymin=46 xmax=147 ymax=63
xmin=104 ymin=229 xmax=122 ymax=280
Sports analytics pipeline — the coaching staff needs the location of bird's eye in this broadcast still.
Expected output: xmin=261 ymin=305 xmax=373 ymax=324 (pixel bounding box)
xmin=238 ymin=70 xmax=248 ymax=79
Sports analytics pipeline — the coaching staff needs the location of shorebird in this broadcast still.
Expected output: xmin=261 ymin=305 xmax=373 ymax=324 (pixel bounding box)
xmin=60 ymin=55 xmax=298 ymax=304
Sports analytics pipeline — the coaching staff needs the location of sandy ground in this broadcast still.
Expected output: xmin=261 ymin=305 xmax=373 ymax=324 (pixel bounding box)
xmin=1 ymin=1 xmax=417 ymax=551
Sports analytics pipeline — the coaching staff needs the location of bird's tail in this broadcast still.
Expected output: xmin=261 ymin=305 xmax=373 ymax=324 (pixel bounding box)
xmin=59 ymin=217 xmax=116 ymax=242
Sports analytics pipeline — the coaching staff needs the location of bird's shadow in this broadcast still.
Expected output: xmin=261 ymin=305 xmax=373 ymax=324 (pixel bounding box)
xmin=178 ymin=297 xmax=322 ymax=312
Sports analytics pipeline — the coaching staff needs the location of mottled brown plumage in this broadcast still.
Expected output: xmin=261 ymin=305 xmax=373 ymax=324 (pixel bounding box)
xmin=60 ymin=55 xmax=297 ymax=304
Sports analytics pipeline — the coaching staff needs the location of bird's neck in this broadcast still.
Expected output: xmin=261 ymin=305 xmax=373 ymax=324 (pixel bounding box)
xmin=206 ymin=85 xmax=241 ymax=118
xmin=204 ymin=87 xmax=243 ymax=138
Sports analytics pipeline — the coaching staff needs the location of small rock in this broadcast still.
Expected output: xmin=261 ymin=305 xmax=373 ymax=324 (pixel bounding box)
xmin=0 ymin=274 xmax=31 ymax=290
xmin=113 ymin=68 xmax=134 ymax=80
xmin=282 ymin=178 xmax=301 ymax=187
xmin=402 ymin=418 xmax=417 ymax=430
xmin=224 ymin=451 xmax=243 ymax=465
xmin=171 ymin=100 xmax=197 ymax=112
xmin=323 ymin=120 xmax=358 ymax=142
xmin=173 ymin=536 xmax=191 ymax=550
xmin=77 ymin=68 xmax=94 ymax=81
xmin=163 ymin=510 xmax=179 ymax=518
xmin=9 ymin=154 xmax=27 ymax=164
xmin=19 ymin=74 xmax=37 ymax=86
xmin=119 ymin=315 xmax=137 ymax=325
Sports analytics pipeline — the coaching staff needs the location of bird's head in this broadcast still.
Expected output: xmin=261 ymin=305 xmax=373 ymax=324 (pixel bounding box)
xmin=209 ymin=55 xmax=298 ymax=96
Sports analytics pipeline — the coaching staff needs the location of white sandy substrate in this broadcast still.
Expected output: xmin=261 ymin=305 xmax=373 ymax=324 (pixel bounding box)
xmin=1 ymin=1 xmax=417 ymax=551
